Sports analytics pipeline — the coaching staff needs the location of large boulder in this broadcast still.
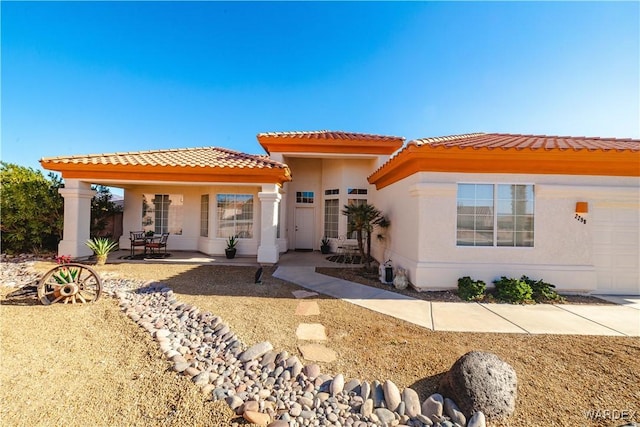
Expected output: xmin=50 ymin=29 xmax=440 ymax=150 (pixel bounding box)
xmin=438 ymin=351 xmax=517 ymax=420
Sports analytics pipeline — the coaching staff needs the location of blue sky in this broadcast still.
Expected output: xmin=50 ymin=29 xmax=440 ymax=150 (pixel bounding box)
xmin=2 ymin=1 xmax=639 ymax=176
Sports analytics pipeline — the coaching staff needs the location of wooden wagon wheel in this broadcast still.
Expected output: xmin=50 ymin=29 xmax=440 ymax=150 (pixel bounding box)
xmin=37 ymin=263 xmax=102 ymax=305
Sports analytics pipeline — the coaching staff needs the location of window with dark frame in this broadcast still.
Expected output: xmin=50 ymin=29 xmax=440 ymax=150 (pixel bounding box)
xmin=296 ymin=191 xmax=314 ymax=204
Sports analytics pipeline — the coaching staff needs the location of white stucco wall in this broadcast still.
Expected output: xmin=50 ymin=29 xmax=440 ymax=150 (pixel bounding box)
xmin=373 ymin=172 xmax=640 ymax=295
xmin=120 ymin=184 xmax=263 ymax=256
xmin=282 ymin=157 xmax=377 ymax=251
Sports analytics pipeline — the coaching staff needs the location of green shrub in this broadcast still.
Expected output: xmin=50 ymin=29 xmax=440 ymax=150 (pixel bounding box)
xmin=457 ymin=276 xmax=486 ymax=301
xmin=521 ymin=275 xmax=565 ymax=303
xmin=493 ymin=276 xmax=533 ymax=303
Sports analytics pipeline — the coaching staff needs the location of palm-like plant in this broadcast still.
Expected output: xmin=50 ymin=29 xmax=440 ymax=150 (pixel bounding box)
xmin=341 ymin=203 xmax=386 ymax=270
xmin=86 ymin=237 xmax=118 ymax=265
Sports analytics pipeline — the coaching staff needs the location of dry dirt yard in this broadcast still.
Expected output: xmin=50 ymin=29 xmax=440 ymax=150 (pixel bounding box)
xmin=1 ymin=260 xmax=639 ymax=427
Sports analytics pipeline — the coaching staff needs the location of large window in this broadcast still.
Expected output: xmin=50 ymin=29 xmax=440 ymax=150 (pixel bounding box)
xmin=457 ymin=184 xmax=534 ymax=247
xmin=142 ymin=194 xmax=183 ymax=235
xmin=217 ymin=194 xmax=254 ymax=238
xmin=324 ymin=199 xmax=339 ymax=238
xmin=200 ymin=195 xmax=209 ymax=237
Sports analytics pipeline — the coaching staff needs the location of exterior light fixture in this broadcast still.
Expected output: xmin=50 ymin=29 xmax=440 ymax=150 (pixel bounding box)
xmin=575 ymin=202 xmax=588 ymax=224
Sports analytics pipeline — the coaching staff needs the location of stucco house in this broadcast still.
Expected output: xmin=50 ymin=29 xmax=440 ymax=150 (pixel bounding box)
xmin=40 ymin=131 xmax=640 ymax=295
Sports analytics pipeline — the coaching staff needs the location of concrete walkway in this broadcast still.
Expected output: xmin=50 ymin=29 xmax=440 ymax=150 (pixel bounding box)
xmin=273 ymin=266 xmax=640 ymax=337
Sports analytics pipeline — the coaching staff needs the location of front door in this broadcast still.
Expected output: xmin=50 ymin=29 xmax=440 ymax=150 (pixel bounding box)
xmin=295 ymin=207 xmax=314 ymax=250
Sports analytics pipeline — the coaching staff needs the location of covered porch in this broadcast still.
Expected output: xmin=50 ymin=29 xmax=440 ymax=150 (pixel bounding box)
xmin=40 ymin=147 xmax=292 ymax=264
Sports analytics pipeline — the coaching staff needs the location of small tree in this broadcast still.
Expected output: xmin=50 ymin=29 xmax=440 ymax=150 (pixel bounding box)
xmin=341 ymin=202 xmax=387 ymax=270
xmin=91 ymin=185 xmax=122 ymax=237
xmin=0 ymin=162 xmax=64 ymax=253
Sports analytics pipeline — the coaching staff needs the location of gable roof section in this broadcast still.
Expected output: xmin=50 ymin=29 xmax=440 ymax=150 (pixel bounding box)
xmin=368 ymin=133 xmax=640 ymax=189
xmin=40 ymin=147 xmax=292 ymax=185
xmin=257 ymin=130 xmax=405 ymax=155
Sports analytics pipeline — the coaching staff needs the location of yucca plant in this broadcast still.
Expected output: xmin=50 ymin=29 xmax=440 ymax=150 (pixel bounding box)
xmin=86 ymin=237 xmax=118 ymax=265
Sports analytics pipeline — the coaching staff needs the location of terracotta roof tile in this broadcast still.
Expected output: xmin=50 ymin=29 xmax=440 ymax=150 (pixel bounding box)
xmin=40 ymin=147 xmax=289 ymax=170
xmin=257 ymin=130 xmax=405 ymax=142
xmin=413 ymin=133 xmax=640 ymax=151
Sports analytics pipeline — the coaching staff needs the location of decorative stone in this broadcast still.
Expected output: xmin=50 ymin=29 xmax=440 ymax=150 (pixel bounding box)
xmin=295 ymin=301 xmax=321 ymax=316
xmin=444 ymin=397 xmax=466 ymax=426
xmin=192 ymin=371 xmax=209 ymax=386
xmin=438 ymin=351 xmax=517 ymax=420
xmin=360 ymin=398 xmax=373 ymax=417
xmin=225 ymin=395 xmax=244 ymax=413
xmin=173 ymin=361 xmax=190 ymax=373
xmin=416 ymin=414 xmax=434 ymax=426
xmin=401 ymin=387 xmax=421 ymax=418
xmin=344 ymin=379 xmax=361 ymax=394
xmin=298 ymin=344 xmax=336 ymax=363
xmin=422 ymin=393 xmax=444 ymax=420
xmin=374 ymin=407 xmax=396 ymax=424
xmin=330 ymin=374 xmax=345 ymax=396
xmin=240 ymin=342 xmax=273 ymax=362
xmin=383 ymin=380 xmax=401 ymax=412
xmin=302 ymin=364 xmax=321 ymax=380
xmin=295 ymin=323 xmax=327 ymax=341
xmin=372 ymin=380 xmax=384 ymax=408
xmin=267 ymin=421 xmax=289 ymax=427
xmin=242 ymin=400 xmax=260 ymax=413
xmin=243 ymin=410 xmax=271 ymax=425
xmin=360 ymin=381 xmax=371 ymax=401
xmin=467 ymin=411 xmax=486 ymax=427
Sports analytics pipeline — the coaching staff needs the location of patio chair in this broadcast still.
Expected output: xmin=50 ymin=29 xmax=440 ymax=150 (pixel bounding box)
xmin=129 ymin=231 xmax=147 ymax=257
xmin=336 ymin=235 xmax=352 ymax=263
xmin=145 ymin=232 xmax=169 ymax=257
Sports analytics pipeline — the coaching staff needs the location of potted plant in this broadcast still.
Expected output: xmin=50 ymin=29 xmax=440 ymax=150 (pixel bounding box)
xmin=320 ymin=237 xmax=331 ymax=254
xmin=86 ymin=237 xmax=118 ymax=266
xmin=225 ymin=235 xmax=238 ymax=259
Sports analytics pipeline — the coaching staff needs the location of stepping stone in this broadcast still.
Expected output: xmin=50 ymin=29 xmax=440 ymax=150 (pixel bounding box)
xmin=298 ymin=343 xmax=337 ymax=363
xmin=295 ymin=300 xmax=320 ymax=316
xmin=292 ymin=290 xmax=319 ymax=299
xmin=296 ymin=323 xmax=327 ymax=341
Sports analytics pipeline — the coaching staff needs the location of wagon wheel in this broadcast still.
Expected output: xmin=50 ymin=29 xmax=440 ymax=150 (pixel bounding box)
xmin=37 ymin=263 xmax=102 ymax=305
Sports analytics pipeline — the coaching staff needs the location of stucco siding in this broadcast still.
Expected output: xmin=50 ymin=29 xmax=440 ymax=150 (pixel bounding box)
xmin=374 ymin=172 xmax=639 ymax=294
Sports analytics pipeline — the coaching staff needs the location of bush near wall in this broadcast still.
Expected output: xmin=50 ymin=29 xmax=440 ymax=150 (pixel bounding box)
xmin=493 ymin=276 xmax=533 ymax=303
xmin=458 ymin=275 xmax=562 ymax=304
xmin=457 ymin=276 xmax=486 ymax=301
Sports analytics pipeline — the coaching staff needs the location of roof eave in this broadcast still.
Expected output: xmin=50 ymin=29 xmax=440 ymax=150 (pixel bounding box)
xmin=40 ymin=162 xmax=292 ymax=186
xmin=368 ymin=146 xmax=640 ymax=189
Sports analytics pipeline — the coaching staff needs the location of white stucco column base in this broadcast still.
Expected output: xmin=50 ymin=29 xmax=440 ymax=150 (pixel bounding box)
xmin=58 ymin=180 xmax=96 ymax=259
xmin=257 ymin=187 xmax=281 ymax=264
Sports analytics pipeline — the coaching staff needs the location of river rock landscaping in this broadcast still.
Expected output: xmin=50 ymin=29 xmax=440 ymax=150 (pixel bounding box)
xmin=117 ymin=281 xmax=505 ymax=426
xmin=2 ymin=259 xmax=639 ymax=427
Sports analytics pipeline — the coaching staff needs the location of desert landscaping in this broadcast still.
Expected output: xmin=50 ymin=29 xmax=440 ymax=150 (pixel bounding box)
xmin=1 ymin=259 xmax=639 ymax=426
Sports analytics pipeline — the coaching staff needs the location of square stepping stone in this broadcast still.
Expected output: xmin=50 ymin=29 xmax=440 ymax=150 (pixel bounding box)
xmin=295 ymin=300 xmax=320 ymax=316
xmin=298 ymin=343 xmax=337 ymax=363
xmin=295 ymin=323 xmax=327 ymax=341
xmin=292 ymin=290 xmax=319 ymax=299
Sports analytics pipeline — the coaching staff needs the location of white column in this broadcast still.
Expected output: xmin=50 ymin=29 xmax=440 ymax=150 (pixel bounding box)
xmin=58 ymin=180 xmax=96 ymax=258
xmin=257 ymin=185 xmax=281 ymax=264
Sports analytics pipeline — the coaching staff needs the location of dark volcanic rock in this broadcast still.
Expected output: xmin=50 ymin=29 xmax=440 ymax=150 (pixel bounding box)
xmin=438 ymin=351 xmax=517 ymax=421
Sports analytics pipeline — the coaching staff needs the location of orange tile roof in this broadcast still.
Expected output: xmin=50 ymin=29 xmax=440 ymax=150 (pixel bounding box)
xmin=413 ymin=133 xmax=640 ymax=151
xmin=369 ymin=133 xmax=640 ymax=189
xmin=257 ymin=130 xmax=405 ymax=142
xmin=257 ymin=130 xmax=405 ymax=156
xmin=41 ymin=146 xmax=288 ymax=169
xmin=40 ymin=147 xmax=292 ymax=185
